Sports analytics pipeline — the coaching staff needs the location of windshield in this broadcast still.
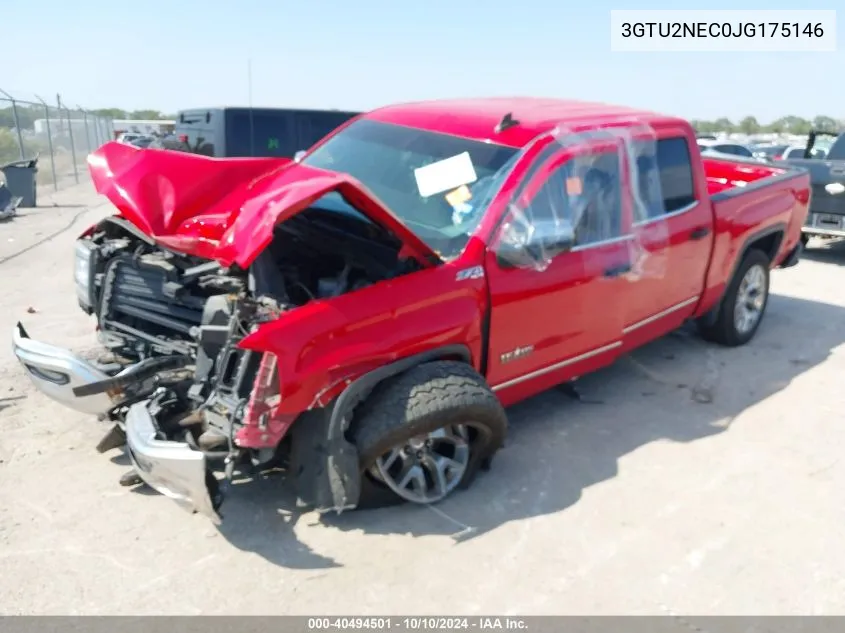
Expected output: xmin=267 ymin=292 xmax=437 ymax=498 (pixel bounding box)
xmin=301 ymin=119 xmax=519 ymax=259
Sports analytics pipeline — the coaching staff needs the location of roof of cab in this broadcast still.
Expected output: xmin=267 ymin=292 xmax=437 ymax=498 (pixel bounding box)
xmin=366 ymin=97 xmax=685 ymax=148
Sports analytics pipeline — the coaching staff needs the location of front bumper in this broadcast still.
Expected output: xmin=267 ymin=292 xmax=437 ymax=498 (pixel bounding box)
xmin=12 ymin=322 xmax=223 ymax=523
xmin=124 ymin=401 xmax=222 ymax=523
xmin=12 ymin=322 xmax=116 ymax=416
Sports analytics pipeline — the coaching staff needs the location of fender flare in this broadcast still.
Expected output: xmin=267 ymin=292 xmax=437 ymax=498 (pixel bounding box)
xmin=699 ymin=222 xmax=786 ymax=327
xmin=287 ymin=344 xmax=474 ymax=513
xmin=329 ymin=343 xmax=473 ymax=435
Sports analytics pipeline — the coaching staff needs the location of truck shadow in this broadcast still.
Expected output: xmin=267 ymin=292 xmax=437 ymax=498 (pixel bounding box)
xmin=802 ymin=238 xmax=845 ymax=265
xmin=216 ymin=292 xmax=844 ymax=566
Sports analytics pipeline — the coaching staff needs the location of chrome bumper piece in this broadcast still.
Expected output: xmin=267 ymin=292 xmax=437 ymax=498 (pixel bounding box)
xmin=12 ymin=321 xmax=222 ymax=523
xmin=125 ymin=402 xmax=221 ymax=524
xmin=12 ymin=322 xmax=116 ymax=416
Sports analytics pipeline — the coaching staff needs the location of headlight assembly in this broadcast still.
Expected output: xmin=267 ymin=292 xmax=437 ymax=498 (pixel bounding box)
xmin=74 ymin=241 xmax=95 ymax=308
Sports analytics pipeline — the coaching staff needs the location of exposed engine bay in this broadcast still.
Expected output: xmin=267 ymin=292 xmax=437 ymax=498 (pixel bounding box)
xmin=79 ymin=205 xmax=419 ymax=360
xmin=60 ymin=203 xmax=425 ymax=515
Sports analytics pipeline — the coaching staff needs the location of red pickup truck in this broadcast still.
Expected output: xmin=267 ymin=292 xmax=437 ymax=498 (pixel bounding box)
xmin=13 ymin=98 xmax=809 ymax=523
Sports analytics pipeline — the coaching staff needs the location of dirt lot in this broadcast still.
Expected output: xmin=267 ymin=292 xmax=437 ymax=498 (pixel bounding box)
xmin=1 ymin=183 xmax=844 ymax=615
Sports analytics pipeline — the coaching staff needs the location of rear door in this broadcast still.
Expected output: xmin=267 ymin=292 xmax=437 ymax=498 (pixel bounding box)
xmin=622 ymin=134 xmax=714 ymax=349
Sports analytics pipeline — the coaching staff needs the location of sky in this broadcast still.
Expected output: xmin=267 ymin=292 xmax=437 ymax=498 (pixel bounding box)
xmin=3 ymin=0 xmax=842 ymax=123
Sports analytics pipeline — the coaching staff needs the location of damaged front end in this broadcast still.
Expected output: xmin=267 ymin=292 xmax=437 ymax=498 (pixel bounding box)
xmin=13 ymin=319 xmax=223 ymax=520
xmin=14 ymin=141 xmax=444 ymax=522
xmin=13 ymin=272 xmax=370 ymax=522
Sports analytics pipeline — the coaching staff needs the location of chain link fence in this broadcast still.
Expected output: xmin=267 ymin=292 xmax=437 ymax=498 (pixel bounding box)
xmin=0 ymin=88 xmax=114 ymax=195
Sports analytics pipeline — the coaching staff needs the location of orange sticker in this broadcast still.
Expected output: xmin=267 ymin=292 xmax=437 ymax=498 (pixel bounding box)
xmin=445 ymin=184 xmax=472 ymax=207
xmin=565 ymin=177 xmax=582 ymax=196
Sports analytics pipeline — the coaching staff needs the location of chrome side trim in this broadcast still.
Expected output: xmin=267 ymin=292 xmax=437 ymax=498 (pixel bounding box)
xmin=491 ymin=341 xmax=622 ymax=392
xmin=570 ymin=234 xmax=634 ymax=253
xmin=633 ymin=201 xmax=700 ymax=228
xmin=622 ymin=296 xmax=700 ymax=334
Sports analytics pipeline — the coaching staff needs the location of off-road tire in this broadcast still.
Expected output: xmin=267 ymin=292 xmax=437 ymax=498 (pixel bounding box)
xmin=697 ymin=248 xmax=770 ymax=347
xmin=351 ymin=361 xmax=507 ymax=510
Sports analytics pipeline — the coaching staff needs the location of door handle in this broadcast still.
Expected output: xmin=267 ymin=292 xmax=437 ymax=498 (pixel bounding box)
xmin=604 ymin=262 xmax=632 ymax=278
xmin=690 ymin=226 xmax=711 ymax=240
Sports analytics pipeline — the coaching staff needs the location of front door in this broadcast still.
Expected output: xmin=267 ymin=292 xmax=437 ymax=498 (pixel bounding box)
xmin=484 ymin=144 xmax=633 ymax=406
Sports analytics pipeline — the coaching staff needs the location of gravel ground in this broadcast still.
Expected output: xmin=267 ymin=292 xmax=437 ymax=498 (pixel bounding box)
xmin=1 ymin=183 xmax=844 ymax=615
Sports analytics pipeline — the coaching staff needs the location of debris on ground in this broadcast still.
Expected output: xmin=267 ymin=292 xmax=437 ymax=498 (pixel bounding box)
xmin=0 ymin=184 xmax=21 ymax=221
xmin=690 ymin=349 xmax=720 ymax=404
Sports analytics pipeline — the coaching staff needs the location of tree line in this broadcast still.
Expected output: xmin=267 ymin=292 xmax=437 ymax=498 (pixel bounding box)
xmin=4 ymin=102 xmax=842 ymax=137
xmin=88 ymin=108 xmax=175 ymax=121
xmin=0 ymin=104 xmax=174 ymax=130
xmin=692 ymin=115 xmax=842 ymax=136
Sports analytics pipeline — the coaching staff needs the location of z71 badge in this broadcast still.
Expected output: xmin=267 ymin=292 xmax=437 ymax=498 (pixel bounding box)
xmin=456 ymin=265 xmax=484 ymax=281
xmin=500 ymin=345 xmax=534 ymax=364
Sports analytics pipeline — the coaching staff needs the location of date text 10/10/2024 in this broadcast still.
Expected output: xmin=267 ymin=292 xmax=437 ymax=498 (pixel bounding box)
xmin=308 ymin=617 xmax=528 ymax=630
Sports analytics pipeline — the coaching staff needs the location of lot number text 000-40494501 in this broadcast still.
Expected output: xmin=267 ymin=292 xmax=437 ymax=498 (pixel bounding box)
xmin=306 ymin=617 xmax=529 ymax=631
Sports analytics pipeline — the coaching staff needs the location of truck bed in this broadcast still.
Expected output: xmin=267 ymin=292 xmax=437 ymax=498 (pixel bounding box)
xmin=702 ymin=156 xmax=789 ymax=195
xmin=696 ymin=155 xmax=810 ymax=313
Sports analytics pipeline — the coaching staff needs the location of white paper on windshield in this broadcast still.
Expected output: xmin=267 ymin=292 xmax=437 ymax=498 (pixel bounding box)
xmin=414 ymin=152 xmax=478 ymax=198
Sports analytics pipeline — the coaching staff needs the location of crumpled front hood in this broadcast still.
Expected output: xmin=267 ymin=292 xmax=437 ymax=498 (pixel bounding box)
xmin=87 ymin=141 xmax=440 ymax=269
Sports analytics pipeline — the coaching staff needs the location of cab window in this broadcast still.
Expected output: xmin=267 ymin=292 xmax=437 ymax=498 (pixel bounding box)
xmin=518 ymin=151 xmax=623 ymax=248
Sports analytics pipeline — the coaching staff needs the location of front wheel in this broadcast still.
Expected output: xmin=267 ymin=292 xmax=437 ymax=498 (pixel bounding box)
xmin=351 ymin=361 xmax=507 ymax=509
xmin=697 ymin=249 xmax=771 ymax=347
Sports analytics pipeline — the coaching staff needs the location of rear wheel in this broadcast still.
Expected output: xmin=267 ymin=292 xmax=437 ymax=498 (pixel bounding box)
xmin=697 ymin=249 xmax=770 ymax=347
xmin=351 ymin=361 xmax=507 ymax=509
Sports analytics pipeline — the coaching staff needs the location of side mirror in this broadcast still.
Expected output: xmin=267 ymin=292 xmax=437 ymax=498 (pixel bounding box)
xmin=293 ymin=150 xmax=306 ymax=163
xmin=495 ymin=217 xmax=575 ymax=270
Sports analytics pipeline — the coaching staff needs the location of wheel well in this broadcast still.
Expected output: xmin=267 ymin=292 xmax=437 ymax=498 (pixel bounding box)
xmin=334 ymin=346 xmax=474 ymax=439
xmin=746 ymin=230 xmax=783 ymax=263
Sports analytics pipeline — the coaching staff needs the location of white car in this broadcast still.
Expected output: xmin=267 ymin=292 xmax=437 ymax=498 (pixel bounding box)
xmin=116 ymin=133 xmax=145 ymax=145
xmin=697 ymin=139 xmax=759 ymax=160
xmin=781 ymin=145 xmax=807 ymax=159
